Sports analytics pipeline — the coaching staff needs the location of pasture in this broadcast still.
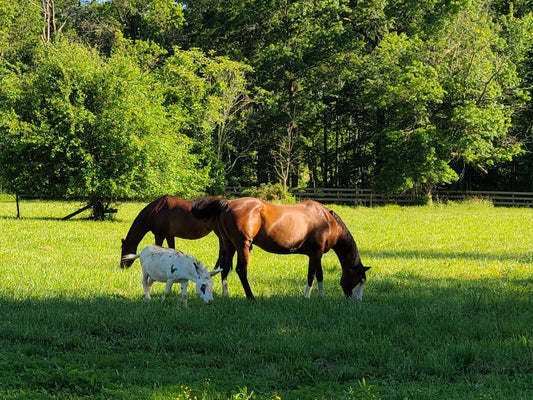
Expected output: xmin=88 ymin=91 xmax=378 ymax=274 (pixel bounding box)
xmin=0 ymin=199 xmax=531 ymax=399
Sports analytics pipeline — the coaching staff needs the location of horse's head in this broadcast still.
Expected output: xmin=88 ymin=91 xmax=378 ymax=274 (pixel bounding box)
xmin=120 ymin=238 xmax=135 ymax=268
xmin=340 ymin=265 xmax=371 ymax=300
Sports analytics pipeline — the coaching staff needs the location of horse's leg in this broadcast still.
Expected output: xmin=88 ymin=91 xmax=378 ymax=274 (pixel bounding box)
xmin=304 ymin=275 xmax=313 ymax=297
xmin=220 ymin=239 xmax=235 ymax=297
xmin=180 ymin=281 xmax=188 ymax=308
xmin=154 ymin=233 xmax=165 ymax=247
xmin=214 ymin=236 xmax=223 ymax=270
xmin=166 ymin=236 xmax=176 ymax=249
xmin=316 ymin=260 xmax=325 ymax=297
xmin=235 ymin=241 xmax=255 ymax=300
xmin=305 ymin=253 xmax=323 ymax=298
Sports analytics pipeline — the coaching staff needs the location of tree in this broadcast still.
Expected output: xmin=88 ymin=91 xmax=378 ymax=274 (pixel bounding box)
xmin=0 ymin=40 xmax=211 ymax=217
xmin=71 ymin=0 xmax=185 ymax=55
xmin=271 ymin=122 xmax=298 ymax=194
xmin=157 ymin=48 xmax=252 ymax=192
xmin=0 ymin=0 xmax=42 ymax=64
xmin=339 ymin=1 xmax=532 ymax=197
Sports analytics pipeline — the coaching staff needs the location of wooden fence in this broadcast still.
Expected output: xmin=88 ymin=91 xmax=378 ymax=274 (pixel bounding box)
xmin=226 ymin=187 xmax=533 ymax=207
xmin=433 ymin=190 xmax=533 ymax=208
xmin=3 ymin=188 xmax=533 ymax=210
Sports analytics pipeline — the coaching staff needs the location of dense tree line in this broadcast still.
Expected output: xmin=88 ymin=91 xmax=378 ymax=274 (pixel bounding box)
xmin=1 ymin=0 xmax=532 ymax=203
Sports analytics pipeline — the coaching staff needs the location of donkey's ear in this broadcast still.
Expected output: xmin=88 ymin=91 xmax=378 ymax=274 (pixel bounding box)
xmin=209 ymin=268 xmax=223 ymax=276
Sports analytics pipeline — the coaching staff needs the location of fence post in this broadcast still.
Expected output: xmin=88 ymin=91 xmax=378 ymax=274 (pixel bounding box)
xmin=16 ymin=193 xmax=20 ymax=219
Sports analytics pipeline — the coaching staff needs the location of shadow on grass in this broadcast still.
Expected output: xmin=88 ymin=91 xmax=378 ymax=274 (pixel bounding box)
xmin=365 ymin=248 xmax=533 ymax=264
xmin=1 ymin=216 xmax=73 ymax=221
xmin=0 ymin=274 xmax=532 ymax=399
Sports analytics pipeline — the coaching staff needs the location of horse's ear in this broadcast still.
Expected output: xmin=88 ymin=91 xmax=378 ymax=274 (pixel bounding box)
xmin=121 ymin=238 xmax=125 ymax=244
xmin=364 ymin=266 xmax=371 ymax=272
xmin=193 ymin=262 xmax=200 ymax=272
xmin=210 ymin=268 xmax=223 ymax=276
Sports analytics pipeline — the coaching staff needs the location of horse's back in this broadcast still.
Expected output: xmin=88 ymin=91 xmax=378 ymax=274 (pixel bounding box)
xmin=150 ymin=195 xmax=192 ymax=214
xmin=148 ymin=196 xmax=211 ymax=239
xmin=224 ymin=197 xmax=336 ymax=253
xmin=262 ymin=200 xmax=331 ymax=226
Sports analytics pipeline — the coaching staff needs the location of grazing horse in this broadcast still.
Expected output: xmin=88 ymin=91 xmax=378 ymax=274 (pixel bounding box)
xmin=120 ymin=195 xmax=213 ymax=268
xmin=191 ymin=197 xmax=370 ymax=300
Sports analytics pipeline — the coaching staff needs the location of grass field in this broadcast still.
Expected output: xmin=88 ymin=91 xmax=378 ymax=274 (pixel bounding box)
xmin=0 ymin=198 xmax=532 ymax=399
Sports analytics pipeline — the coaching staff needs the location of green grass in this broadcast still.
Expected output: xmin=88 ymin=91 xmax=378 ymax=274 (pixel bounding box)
xmin=0 ymin=199 xmax=532 ymax=399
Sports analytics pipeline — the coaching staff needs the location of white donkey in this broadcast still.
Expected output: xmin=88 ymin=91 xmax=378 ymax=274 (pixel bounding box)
xmin=122 ymin=245 xmax=222 ymax=307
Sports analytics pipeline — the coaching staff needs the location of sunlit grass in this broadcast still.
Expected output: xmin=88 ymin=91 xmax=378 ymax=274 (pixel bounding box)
xmin=0 ymin=198 xmax=532 ymax=399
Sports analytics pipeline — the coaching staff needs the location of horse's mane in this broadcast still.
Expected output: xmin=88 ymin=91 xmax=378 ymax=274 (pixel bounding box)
xmin=191 ymin=197 xmax=229 ymax=220
xmin=126 ymin=196 xmax=164 ymax=234
xmin=151 ymin=194 xmax=171 ymax=214
xmin=328 ymin=209 xmax=358 ymax=255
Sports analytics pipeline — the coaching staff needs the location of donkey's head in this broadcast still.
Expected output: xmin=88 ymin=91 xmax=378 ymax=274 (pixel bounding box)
xmin=194 ymin=262 xmax=223 ymax=304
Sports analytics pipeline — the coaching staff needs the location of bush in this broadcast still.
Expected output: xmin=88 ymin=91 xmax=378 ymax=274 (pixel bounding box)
xmin=241 ymin=183 xmax=296 ymax=203
xmin=0 ymin=40 xmax=210 ymax=201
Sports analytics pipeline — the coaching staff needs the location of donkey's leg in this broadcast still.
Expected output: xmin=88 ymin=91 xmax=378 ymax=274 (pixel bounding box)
xmin=163 ymin=280 xmax=174 ymax=301
xmin=180 ymin=282 xmax=188 ymax=308
xmin=142 ymin=272 xmax=153 ymax=300
xmin=235 ymin=240 xmax=255 ymax=300
xmin=146 ymin=278 xmax=156 ymax=300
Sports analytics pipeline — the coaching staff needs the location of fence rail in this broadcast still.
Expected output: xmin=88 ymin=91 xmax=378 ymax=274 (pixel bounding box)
xmin=226 ymin=187 xmax=533 ymax=207
xmin=434 ymin=190 xmax=533 ymax=208
xmin=3 ymin=188 xmax=533 ymax=209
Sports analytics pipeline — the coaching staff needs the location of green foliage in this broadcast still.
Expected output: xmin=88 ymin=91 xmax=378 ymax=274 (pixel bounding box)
xmin=0 ymin=0 xmax=42 ymax=65
xmin=240 ymin=183 xmax=296 ymax=203
xmin=2 ymin=0 xmax=533 ymax=194
xmin=180 ymin=0 xmax=533 ymax=192
xmin=372 ymin=128 xmax=458 ymax=193
xmin=0 ymin=40 xmax=210 ymax=200
xmin=347 ymin=2 xmax=532 ymax=193
xmin=157 ymin=48 xmax=252 ymax=191
xmin=72 ymin=0 xmax=185 ymax=54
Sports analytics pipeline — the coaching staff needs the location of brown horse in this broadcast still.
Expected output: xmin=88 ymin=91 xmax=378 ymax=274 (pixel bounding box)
xmin=191 ymin=197 xmax=370 ymax=300
xmin=120 ymin=195 xmax=213 ymax=268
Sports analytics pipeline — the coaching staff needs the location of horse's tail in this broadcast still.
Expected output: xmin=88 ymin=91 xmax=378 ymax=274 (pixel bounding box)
xmin=191 ymin=197 xmax=229 ymax=220
xmin=121 ymin=253 xmax=140 ymax=264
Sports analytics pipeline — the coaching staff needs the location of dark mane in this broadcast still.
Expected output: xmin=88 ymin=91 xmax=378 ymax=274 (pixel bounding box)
xmin=124 ymin=196 xmax=163 ymax=239
xmin=151 ymin=194 xmax=171 ymax=214
xmin=191 ymin=197 xmax=229 ymax=219
xmin=329 ymin=209 xmax=359 ymax=256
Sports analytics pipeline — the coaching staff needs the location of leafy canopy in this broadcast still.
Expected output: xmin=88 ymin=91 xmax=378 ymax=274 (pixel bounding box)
xmin=0 ymin=39 xmax=210 ymax=200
